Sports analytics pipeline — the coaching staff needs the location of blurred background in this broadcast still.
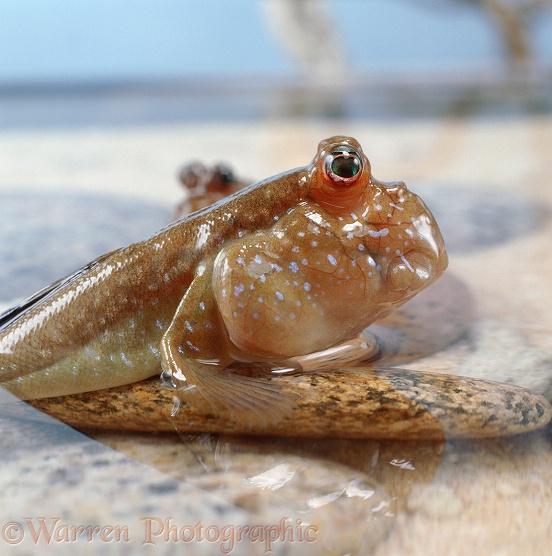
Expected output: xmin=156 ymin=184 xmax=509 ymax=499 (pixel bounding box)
xmin=1 ymin=0 xmax=551 ymax=127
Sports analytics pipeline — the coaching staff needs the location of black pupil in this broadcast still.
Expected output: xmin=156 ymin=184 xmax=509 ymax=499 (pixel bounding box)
xmin=331 ymin=153 xmax=360 ymax=179
xmin=215 ymin=164 xmax=234 ymax=184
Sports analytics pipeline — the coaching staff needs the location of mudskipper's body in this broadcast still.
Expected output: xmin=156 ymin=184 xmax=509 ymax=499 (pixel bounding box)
xmin=0 ymin=136 xmax=448 ymax=419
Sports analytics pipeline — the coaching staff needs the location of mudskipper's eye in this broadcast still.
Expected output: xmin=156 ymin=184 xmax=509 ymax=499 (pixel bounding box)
xmin=324 ymin=147 xmax=363 ymax=184
xmin=214 ymin=163 xmax=235 ymax=184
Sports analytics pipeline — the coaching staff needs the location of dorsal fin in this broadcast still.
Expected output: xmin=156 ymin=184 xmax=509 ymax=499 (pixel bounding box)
xmin=0 ymin=250 xmax=116 ymax=332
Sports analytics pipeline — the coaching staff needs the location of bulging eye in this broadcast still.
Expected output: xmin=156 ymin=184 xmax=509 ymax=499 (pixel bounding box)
xmin=213 ymin=163 xmax=235 ymax=184
xmin=324 ymin=147 xmax=363 ymax=184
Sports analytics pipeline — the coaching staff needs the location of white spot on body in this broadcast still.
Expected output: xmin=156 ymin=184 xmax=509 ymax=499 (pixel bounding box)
xmin=389 ymin=203 xmax=404 ymax=211
xmin=196 ymin=263 xmax=206 ymax=277
xmin=400 ymin=254 xmax=415 ymax=272
xmin=121 ymin=353 xmax=133 ymax=366
xmin=186 ymin=340 xmax=200 ymax=352
xmin=84 ymin=346 xmax=102 ymax=361
xmin=327 ymin=254 xmax=337 ymax=266
xmin=194 ymin=223 xmax=213 ymax=251
xmin=368 ymin=228 xmax=389 ymax=238
xmin=234 ymin=284 xmax=245 ymax=297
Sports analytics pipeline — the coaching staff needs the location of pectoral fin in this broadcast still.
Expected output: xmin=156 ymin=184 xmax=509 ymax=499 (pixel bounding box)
xmin=160 ymin=262 xmax=295 ymax=425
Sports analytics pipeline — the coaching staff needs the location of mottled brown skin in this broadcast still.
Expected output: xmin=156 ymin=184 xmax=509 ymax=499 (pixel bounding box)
xmin=0 ymin=166 xmax=308 ymax=399
xmin=0 ymin=136 xmax=447 ymax=422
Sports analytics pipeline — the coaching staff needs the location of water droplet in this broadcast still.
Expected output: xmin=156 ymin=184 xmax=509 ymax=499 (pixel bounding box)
xmin=171 ymin=395 xmax=181 ymax=417
xmin=161 ymin=369 xmax=176 ymax=389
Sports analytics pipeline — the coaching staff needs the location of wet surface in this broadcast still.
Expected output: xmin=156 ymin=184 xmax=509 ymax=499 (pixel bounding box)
xmin=0 ymin=190 xmax=169 ymax=302
xmin=415 ymin=183 xmax=551 ymax=254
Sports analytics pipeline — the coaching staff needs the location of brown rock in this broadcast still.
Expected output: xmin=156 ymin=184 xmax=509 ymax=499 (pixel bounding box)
xmin=28 ymin=368 xmax=551 ymax=440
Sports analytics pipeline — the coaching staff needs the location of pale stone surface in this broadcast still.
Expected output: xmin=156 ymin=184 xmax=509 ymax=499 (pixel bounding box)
xmin=406 ymin=483 xmax=464 ymax=518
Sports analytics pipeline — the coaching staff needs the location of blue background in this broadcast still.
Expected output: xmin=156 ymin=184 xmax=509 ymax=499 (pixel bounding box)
xmin=1 ymin=0 xmax=551 ymax=85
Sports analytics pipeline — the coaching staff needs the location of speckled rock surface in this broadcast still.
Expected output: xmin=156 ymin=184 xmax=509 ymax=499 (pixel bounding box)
xmin=26 ymin=368 xmax=551 ymax=440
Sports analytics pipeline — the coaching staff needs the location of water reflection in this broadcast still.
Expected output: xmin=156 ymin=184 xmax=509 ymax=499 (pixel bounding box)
xmin=1 ymin=388 xmax=550 ymax=555
xmin=92 ymin=430 xmax=445 ymax=554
